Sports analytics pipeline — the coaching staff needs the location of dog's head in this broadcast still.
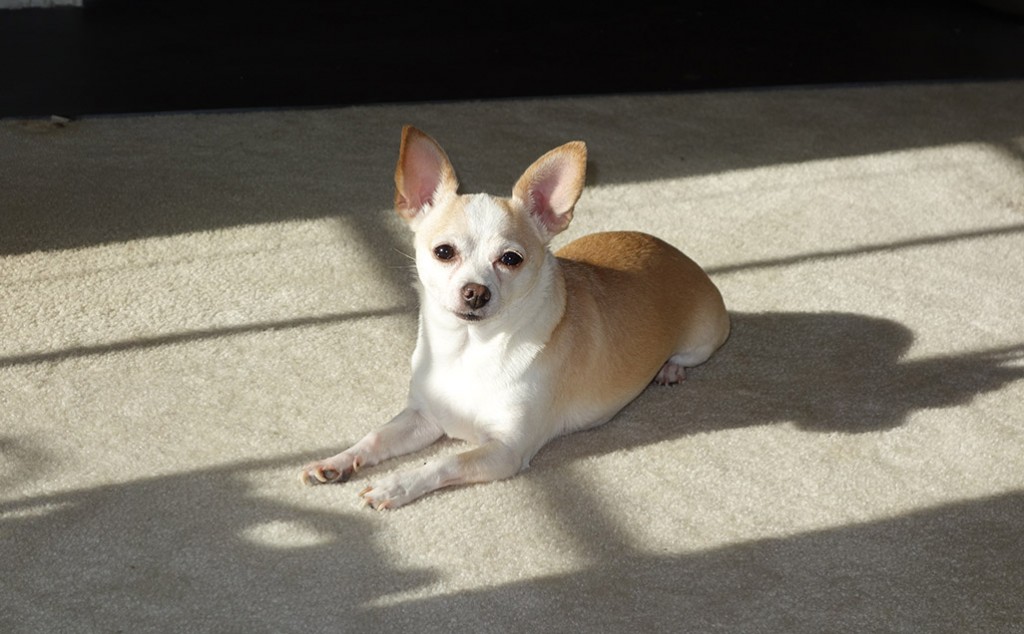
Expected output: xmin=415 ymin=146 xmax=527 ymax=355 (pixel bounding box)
xmin=393 ymin=126 xmax=587 ymax=323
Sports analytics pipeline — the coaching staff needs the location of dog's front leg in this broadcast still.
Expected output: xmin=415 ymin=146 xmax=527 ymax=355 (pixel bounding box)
xmin=359 ymin=439 xmax=521 ymax=510
xmin=299 ymin=408 xmax=443 ymax=486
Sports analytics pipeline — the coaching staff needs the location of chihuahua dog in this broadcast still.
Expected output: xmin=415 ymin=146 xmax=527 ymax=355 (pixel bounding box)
xmin=299 ymin=126 xmax=729 ymax=509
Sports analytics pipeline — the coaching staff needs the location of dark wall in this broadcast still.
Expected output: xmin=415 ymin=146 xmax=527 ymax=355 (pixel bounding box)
xmin=2 ymin=0 xmax=1024 ymax=117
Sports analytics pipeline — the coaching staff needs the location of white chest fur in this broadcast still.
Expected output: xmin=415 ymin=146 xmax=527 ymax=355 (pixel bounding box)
xmin=407 ymin=315 xmax=549 ymax=447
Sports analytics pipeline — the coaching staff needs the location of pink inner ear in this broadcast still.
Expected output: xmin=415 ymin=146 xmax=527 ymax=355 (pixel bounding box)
xmin=404 ymin=143 xmax=444 ymax=209
xmin=528 ymin=163 xmax=574 ymax=232
xmin=531 ymin=188 xmax=551 ymax=217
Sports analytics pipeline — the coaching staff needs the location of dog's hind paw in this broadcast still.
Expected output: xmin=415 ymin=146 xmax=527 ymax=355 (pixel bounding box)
xmin=653 ymin=360 xmax=687 ymax=386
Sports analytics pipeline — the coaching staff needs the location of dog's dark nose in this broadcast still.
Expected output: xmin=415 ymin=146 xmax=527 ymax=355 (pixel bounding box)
xmin=461 ymin=283 xmax=491 ymax=310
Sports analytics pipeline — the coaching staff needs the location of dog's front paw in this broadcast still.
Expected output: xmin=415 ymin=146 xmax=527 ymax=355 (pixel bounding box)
xmin=298 ymin=453 xmax=362 ymax=486
xmin=358 ymin=473 xmax=418 ymax=511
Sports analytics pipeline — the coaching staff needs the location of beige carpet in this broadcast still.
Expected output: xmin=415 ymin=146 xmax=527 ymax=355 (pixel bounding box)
xmin=2 ymin=81 xmax=1023 ymax=633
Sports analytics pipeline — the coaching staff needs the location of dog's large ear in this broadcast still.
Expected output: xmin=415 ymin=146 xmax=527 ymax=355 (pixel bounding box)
xmin=394 ymin=126 xmax=459 ymax=227
xmin=512 ymin=141 xmax=587 ymax=241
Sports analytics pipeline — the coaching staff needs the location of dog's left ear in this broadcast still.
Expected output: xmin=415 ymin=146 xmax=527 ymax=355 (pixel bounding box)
xmin=513 ymin=141 xmax=587 ymax=241
xmin=394 ymin=126 xmax=459 ymax=227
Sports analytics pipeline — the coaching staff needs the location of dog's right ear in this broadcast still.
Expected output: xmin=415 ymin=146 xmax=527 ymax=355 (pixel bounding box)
xmin=394 ymin=126 xmax=459 ymax=227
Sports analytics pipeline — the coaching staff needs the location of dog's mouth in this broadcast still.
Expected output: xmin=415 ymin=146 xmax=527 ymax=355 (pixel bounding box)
xmin=455 ymin=312 xmax=484 ymax=322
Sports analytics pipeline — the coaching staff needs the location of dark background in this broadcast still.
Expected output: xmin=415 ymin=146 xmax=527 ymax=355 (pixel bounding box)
xmin=2 ymin=0 xmax=1024 ymax=118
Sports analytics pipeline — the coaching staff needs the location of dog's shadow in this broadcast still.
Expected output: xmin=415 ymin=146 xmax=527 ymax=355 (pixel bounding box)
xmin=541 ymin=311 xmax=1024 ymax=462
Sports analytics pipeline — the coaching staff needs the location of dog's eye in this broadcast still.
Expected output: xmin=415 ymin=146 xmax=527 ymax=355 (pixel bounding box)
xmin=499 ymin=251 xmax=524 ymax=267
xmin=433 ymin=244 xmax=456 ymax=261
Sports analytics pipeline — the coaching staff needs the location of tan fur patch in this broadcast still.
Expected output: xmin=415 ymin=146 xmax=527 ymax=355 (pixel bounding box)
xmin=545 ymin=231 xmax=730 ymax=430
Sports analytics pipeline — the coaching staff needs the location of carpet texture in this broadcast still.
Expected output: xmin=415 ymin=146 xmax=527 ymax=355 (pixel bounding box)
xmin=2 ymin=81 xmax=1023 ymax=632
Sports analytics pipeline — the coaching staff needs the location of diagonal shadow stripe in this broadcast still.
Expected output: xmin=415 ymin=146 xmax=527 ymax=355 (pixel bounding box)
xmin=0 ymin=305 xmax=415 ymax=369
xmin=707 ymin=223 xmax=1024 ymax=276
